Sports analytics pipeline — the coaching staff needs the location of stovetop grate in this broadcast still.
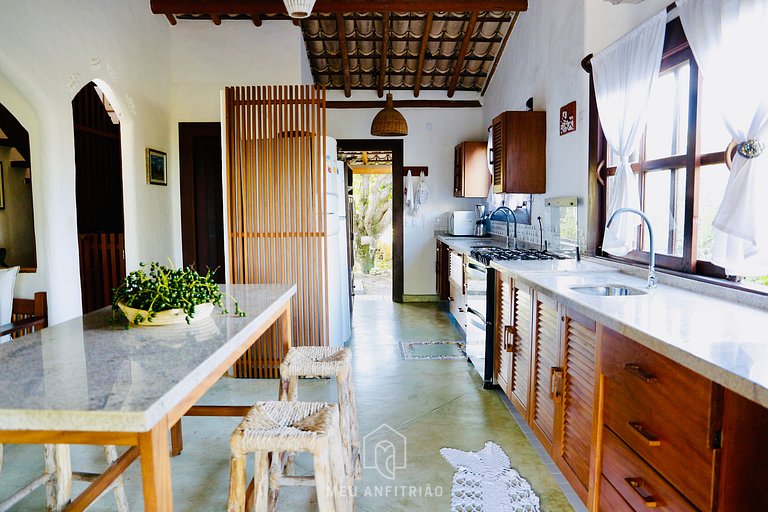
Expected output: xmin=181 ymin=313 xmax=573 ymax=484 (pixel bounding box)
xmin=469 ymin=247 xmax=568 ymax=266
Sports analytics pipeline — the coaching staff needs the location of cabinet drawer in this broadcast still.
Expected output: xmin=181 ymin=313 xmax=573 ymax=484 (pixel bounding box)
xmin=601 ymin=328 xmax=714 ymax=509
xmin=599 ymin=475 xmax=633 ymax=512
xmin=602 ymin=429 xmax=696 ymax=512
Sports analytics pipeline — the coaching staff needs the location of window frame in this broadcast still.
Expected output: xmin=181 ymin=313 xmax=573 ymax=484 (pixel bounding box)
xmin=590 ymin=16 xmax=735 ymax=283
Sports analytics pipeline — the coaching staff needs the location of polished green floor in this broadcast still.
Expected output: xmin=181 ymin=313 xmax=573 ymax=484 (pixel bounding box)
xmin=0 ymin=297 xmax=575 ymax=511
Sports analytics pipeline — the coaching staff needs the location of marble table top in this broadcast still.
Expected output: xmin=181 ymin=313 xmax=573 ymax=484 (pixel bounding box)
xmin=0 ymin=284 xmax=296 ymax=432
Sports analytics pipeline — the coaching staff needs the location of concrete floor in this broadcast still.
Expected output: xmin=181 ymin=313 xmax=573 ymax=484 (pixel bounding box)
xmin=0 ymin=296 xmax=575 ymax=511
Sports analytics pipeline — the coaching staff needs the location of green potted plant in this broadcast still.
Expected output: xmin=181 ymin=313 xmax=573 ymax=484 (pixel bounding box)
xmin=112 ymin=262 xmax=244 ymax=326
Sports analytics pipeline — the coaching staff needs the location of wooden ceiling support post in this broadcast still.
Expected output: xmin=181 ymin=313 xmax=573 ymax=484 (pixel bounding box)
xmin=377 ymin=11 xmax=390 ymax=98
xmin=413 ymin=12 xmax=433 ymax=98
xmin=336 ymin=13 xmax=352 ymax=97
xmin=164 ymin=13 xmax=177 ymax=25
xmin=447 ymin=11 xmax=478 ymax=98
xmin=481 ymin=10 xmax=518 ymax=96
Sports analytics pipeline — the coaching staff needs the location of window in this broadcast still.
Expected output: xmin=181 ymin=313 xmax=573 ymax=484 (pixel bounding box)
xmin=594 ymin=18 xmax=767 ymax=291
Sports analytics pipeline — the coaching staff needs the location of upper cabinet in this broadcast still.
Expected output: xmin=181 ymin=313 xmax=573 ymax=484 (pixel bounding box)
xmin=491 ymin=111 xmax=546 ymax=194
xmin=453 ymin=141 xmax=491 ymax=198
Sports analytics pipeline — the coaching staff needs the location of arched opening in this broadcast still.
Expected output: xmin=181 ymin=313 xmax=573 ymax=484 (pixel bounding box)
xmin=72 ymin=82 xmax=126 ymax=313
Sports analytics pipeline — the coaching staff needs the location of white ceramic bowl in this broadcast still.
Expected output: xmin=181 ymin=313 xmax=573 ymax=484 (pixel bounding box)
xmin=117 ymin=301 xmax=214 ymax=326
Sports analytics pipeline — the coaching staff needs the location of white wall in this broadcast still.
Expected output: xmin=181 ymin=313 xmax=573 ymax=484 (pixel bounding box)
xmin=327 ymin=90 xmax=485 ymax=295
xmin=482 ymin=0 xmax=671 ymax=245
xmin=0 ymin=0 xmax=173 ymax=323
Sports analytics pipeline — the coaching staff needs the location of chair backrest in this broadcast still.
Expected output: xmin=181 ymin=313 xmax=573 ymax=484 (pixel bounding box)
xmin=7 ymin=292 xmax=47 ymax=339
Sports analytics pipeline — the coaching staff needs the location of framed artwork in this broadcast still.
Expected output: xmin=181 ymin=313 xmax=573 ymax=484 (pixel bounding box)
xmin=146 ymin=148 xmax=167 ymax=186
xmin=0 ymin=161 xmax=4 ymax=209
xmin=559 ymin=101 xmax=577 ymax=136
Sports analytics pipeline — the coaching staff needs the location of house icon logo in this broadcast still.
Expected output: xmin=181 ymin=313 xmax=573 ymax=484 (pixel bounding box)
xmin=362 ymin=424 xmax=407 ymax=480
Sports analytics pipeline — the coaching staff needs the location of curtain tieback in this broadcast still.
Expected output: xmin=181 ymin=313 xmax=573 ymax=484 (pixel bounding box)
xmin=737 ymin=139 xmax=765 ymax=159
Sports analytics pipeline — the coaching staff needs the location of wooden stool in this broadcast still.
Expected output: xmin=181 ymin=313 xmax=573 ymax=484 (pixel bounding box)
xmin=279 ymin=346 xmax=361 ymax=479
xmin=227 ymin=401 xmax=353 ymax=512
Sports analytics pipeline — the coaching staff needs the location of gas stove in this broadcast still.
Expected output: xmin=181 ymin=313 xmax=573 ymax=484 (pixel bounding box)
xmin=469 ymin=247 xmax=568 ymax=266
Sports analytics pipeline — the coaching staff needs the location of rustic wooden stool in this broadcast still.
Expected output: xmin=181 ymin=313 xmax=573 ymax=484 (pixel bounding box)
xmin=279 ymin=346 xmax=361 ymax=479
xmin=227 ymin=401 xmax=353 ymax=512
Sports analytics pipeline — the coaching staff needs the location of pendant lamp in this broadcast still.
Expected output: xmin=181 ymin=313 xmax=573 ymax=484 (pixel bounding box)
xmin=371 ymin=93 xmax=408 ymax=137
xmin=283 ymin=0 xmax=316 ymax=19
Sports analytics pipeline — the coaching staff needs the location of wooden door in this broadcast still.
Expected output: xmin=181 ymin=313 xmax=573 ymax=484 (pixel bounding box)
xmin=495 ymin=273 xmax=512 ymax=395
xmin=554 ymin=308 xmax=598 ymax=503
xmin=508 ymin=281 xmax=533 ymax=416
xmin=73 ymin=82 xmax=126 ymax=313
xmin=179 ymin=122 xmax=225 ymax=282
xmin=529 ymin=290 xmax=562 ymax=453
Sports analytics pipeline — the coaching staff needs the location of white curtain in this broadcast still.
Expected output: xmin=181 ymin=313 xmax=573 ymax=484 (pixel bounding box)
xmin=678 ymin=0 xmax=768 ymax=275
xmin=592 ymin=10 xmax=667 ymax=255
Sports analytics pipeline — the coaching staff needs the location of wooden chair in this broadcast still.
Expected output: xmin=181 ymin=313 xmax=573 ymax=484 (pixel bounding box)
xmin=0 ymin=293 xmax=129 ymax=512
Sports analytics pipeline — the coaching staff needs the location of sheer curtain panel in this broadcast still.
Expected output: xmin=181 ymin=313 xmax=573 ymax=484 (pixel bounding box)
xmin=592 ymin=10 xmax=667 ymax=255
xmin=678 ymin=0 xmax=768 ymax=276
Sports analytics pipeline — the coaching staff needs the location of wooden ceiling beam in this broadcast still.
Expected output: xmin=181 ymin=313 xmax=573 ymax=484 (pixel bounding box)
xmin=210 ymin=13 xmax=222 ymax=25
xmin=164 ymin=13 xmax=177 ymax=25
xmin=413 ymin=12 xmax=433 ymax=98
xmin=377 ymin=11 xmax=390 ymax=98
xmin=150 ymin=1 xmax=529 ymax=15
xmin=447 ymin=11 xmax=478 ymax=98
xmin=250 ymin=14 xmax=262 ymax=26
xmin=336 ymin=13 xmax=352 ymax=97
xmin=481 ymin=10 xmax=518 ymax=96
xmin=304 ymin=34 xmax=503 ymax=43
xmin=327 ymin=99 xmax=482 ymax=109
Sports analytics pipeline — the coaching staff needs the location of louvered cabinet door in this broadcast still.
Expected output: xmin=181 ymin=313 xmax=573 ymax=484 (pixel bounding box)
xmin=495 ymin=274 xmax=513 ymax=395
xmin=555 ymin=309 xmax=597 ymax=504
xmin=529 ymin=291 xmax=562 ymax=453
xmin=508 ymin=281 xmax=533 ymax=416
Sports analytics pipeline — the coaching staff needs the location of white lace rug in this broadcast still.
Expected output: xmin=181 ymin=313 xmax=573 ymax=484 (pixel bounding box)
xmin=441 ymin=441 xmax=541 ymax=512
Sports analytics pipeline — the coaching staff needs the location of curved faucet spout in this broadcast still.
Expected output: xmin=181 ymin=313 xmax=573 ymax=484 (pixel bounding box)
xmin=606 ymin=207 xmax=657 ymax=289
xmin=491 ymin=206 xmax=518 ymax=249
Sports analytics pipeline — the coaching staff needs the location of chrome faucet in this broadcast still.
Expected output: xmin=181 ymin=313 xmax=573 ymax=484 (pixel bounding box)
xmin=606 ymin=207 xmax=657 ymax=289
xmin=491 ymin=206 xmax=518 ymax=249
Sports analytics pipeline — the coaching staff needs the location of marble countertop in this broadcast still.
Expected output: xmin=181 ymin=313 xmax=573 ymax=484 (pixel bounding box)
xmin=0 ymin=284 xmax=296 ymax=432
xmin=436 ymin=234 xmax=768 ymax=408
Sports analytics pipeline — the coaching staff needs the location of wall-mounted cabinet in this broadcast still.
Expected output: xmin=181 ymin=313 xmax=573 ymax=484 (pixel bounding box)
xmin=453 ymin=141 xmax=491 ymax=198
xmin=491 ymin=111 xmax=546 ymax=194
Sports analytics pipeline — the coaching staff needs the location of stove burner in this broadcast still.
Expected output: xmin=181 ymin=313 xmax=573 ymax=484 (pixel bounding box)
xmin=469 ymin=247 xmax=568 ymax=266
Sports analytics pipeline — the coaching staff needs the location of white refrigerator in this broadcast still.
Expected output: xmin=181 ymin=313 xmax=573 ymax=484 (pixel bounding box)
xmin=325 ymin=137 xmax=352 ymax=346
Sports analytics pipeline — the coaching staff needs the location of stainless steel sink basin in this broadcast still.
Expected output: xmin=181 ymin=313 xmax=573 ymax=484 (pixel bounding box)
xmin=570 ymin=285 xmax=647 ymax=296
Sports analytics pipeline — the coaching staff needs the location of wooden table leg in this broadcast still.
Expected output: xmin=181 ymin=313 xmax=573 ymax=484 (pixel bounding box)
xmin=45 ymin=444 xmax=72 ymax=511
xmin=279 ymin=302 xmax=293 ymax=355
xmin=170 ymin=420 xmax=183 ymax=456
xmin=139 ymin=418 xmax=173 ymax=511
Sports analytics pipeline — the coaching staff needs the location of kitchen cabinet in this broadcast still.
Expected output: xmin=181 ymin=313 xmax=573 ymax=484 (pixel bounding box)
xmin=454 ymin=141 xmax=491 ymax=198
xmin=553 ymin=308 xmax=598 ymax=503
xmin=508 ymin=280 xmax=533 ymax=417
xmin=448 ymin=249 xmax=466 ymax=331
xmin=529 ymin=290 xmax=561 ymax=453
xmin=491 ymin=111 xmax=546 ymax=194
xmin=435 ymin=240 xmax=450 ymax=301
xmin=495 ymin=273 xmax=513 ymax=395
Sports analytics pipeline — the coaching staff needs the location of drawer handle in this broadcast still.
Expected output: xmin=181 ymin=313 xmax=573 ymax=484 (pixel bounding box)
xmin=629 ymin=422 xmax=661 ymax=447
xmin=625 ymin=477 xmax=658 ymax=508
xmin=624 ymin=363 xmax=657 ymax=383
xmin=549 ymin=367 xmax=564 ymax=402
xmin=504 ymin=325 xmax=515 ymax=352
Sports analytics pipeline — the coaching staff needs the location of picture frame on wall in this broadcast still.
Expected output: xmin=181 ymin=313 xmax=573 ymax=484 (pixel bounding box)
xmin=0 ymin=161 xmax=5 ymax=209
xmin=146 ymin=148 xmax=167 ymax=186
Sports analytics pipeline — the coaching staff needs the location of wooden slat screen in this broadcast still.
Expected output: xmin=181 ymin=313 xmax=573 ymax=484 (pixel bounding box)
xmin=225 ymin=85 xmax=328 ymax=378
xmin=77 ymin=233 xmax=125 ymax=313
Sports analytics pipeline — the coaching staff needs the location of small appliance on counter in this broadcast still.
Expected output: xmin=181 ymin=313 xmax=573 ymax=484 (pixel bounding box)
xmin=448 ymin=210 xmax=477 ymax=236
xmin=474 ymin=204 xmax=489 ymax=237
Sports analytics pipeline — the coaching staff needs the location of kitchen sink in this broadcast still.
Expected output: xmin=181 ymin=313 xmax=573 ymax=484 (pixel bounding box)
xmin=570 ymin=284 xmax=647 ymax=296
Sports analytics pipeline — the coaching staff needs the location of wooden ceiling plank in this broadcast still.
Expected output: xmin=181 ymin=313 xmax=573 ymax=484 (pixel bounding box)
xmin=150 ymin=1 xmax=529 ymax=15
xmin=164 ymin=13 xmax=177 ymax=25
xmin=413 ymin=12 xmax=434 ymax=98
xmin=327 ymin=99 xmax=482 ymax=109
xmin=447 ymin=11 xmax=479 ymax=98
xmin=377 ymin=12 xmax=390 ymax=98
xmin=336 ymin=13 xmax=352 ymax=97
xmin=481 ymin=10 xmax=519 ymax=96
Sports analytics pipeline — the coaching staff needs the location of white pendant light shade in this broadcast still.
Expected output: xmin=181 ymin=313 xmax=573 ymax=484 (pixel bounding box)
xmin=283 ymin=0 xmax=316 ymax=18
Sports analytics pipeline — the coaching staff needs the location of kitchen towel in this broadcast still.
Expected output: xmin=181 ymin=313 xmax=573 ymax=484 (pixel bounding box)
xmin=405 ymin=170 xmax=415 ymax=213
xmin=414 ymin=171 xmax=430 ymax=213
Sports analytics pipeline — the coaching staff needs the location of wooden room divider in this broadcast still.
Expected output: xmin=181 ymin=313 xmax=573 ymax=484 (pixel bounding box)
xmin=225 ymin=85 xmax=328 ymax=378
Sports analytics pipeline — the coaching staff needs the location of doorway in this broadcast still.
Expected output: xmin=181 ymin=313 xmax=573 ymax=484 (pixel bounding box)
xmin=179 ymin=122 xmax=225 ymax=282
xmin=73 ymin=82 xmax=126 ymax=313
xmin=337 ymin=139 xmax=403 ymax=303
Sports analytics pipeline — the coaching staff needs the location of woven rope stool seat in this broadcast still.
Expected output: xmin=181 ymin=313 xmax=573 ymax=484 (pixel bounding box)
xmin=228 ymin=401 xmax=353 ymax=512
xmin=280 ymin=346 xmax=362 ymax=479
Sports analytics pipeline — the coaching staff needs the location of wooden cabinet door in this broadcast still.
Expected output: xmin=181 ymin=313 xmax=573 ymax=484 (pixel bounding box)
xmin=529 ymin=290 xmax=561 ymax=453
xmin=435 ymin=241 xmax=449 ymax=300
xmin=495 ymin=274 xmax=513 ymax=395
xmin=554 ymin=308 xmax=598 ymax=504
xmin=453 ymin=144 xmax=464 ymax=197
xmin=492 ymin=111 xmax=546 ymax=194
xmin=508 ymin=281 xmax=533 ymax=417
xmin=448 ymin=250 xmax=466 ymax=328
